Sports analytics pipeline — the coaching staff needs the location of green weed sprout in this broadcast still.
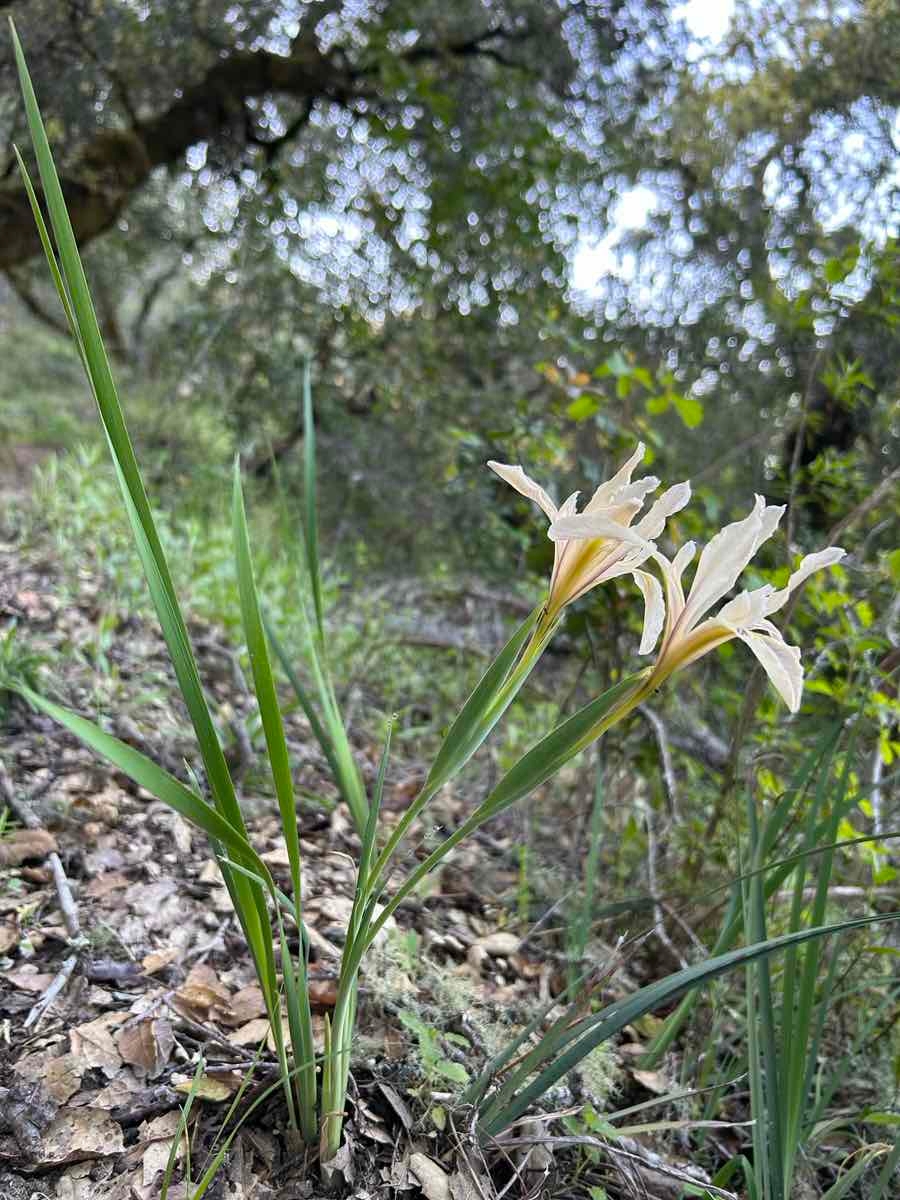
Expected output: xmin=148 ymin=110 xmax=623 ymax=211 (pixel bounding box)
xmin=8 ymin=20 xmax=897 ymax=1180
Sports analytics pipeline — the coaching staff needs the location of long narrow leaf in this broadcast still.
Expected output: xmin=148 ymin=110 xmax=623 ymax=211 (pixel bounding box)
xmin=477 ymin=912 xmax=900 ymax=1136
xmin=641 ymin=728 xmax=844 ymax=1067
xmin=265 ymin=615 xmax=338 ymax=772
xmin=161 ymin=1056 xmax=203 ymax=1200
xmin=745 ymin=795 xmax=780 ymax=1199
xmin=425 ymin=602 xmax=545 ymax=792
xmin=10 ymin=27 xmax=285 ymax=1068
xmin=301 ymin=359 xmax=325 ymax=640
xmin=232 ymin=461 xmax=303 ymax=907
xmin=277 ymin=910 xmax=317 ymax=1141
xmin=474 ymin=670 xmax=648 ymax=820
xmin=12 ymin=147 xmax=82 ymax=355
xmin=15 ymin=683 xmax=264 ymax=875
xmin=870 ymin=1136 xmax=900 ymax=1200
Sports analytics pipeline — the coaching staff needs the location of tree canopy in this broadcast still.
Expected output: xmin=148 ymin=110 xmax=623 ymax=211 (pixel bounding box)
xmin=1 ymin=0 xmax=896 ymax=574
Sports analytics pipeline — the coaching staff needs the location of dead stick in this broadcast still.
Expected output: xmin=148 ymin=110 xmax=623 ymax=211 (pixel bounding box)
xmin=24 ymin=954 xmax=78 ymax=1029
xmin=2 ymin=755 xmax=80 ymax=940
xmin=49 ymin=852 xmax=80 ymax=939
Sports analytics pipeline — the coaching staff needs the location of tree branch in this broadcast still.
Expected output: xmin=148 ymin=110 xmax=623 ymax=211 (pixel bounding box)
xmin=0 ymin=41 xmax=359 ymax=269
xmin=1 ymin=20 xmax=544 ymax=270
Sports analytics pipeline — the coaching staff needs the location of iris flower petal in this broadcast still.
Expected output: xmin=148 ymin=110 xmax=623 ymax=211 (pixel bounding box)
xmin=738 ymin=630 xmax=803 ymax=712
xmin=487 ymin=461 xmax=558 ymax=522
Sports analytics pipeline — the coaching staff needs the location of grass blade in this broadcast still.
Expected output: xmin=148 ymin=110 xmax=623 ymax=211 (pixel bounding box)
xmin=870 ymin=1136 xmax=900 ymax=1200
xmin=425 ymin=602 xmax=545 ymax=792
xmin=232 ymin=461 xmax=303 ymax=909
xmin=477 ymin=912 xmax=900 ymax=1137
xmin=12 ymin=147 xmax=82 ymax=355
xmin=14 ymin=682 xmax=264 ymax=875
xmin=265 ymin=615 xmax=338 ymax=773
xmin=161 ymin=1056 xmax=203 ymax=1200
xmin=301 ymin=359 xmax=325 ymax=640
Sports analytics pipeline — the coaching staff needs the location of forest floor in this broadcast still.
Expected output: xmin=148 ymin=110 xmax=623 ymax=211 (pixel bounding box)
xmin=0 ymin=455 xmax=733 ymax=1200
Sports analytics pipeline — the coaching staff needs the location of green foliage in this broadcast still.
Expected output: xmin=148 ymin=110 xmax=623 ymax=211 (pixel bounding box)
xmin=0 ymin=622 xmax=44 ymax=716
xmin=398 ymin=1010 xmax=471 ymax=1088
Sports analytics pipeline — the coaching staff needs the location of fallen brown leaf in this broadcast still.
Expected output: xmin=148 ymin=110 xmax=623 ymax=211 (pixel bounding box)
xmin=85 ymin=872 xmax=130 ymax=899
xmin=475 ymin=931 xmax=520 ymax=957
xmin=5 ymin=966 xmax=56 ymax=993
xmin=173 ymin=1073 xmax=233 ymax=1102
xmin=68 ymin=1073 xmax=143 ymax=1112
xmin=0 ymin=829 xmax=56 ymax=866
xmin=450 ymin=1167 xmax=487 ymax=1200
xmin=410 ymin=1152 xmax=451 ymax=1200
xmin=120 ymin=1111 xmax=186 ymax=1195
xmin=35 ymin=1108 xmax=124 ymax=1167
xmin=260 ymin=840 xmax=292 ymax=868
xmin=173 ymin=962 xmax=233 ymax=1022
xmin=228 ymin=1017 xmax=271 ymax=1048
xmin=0 ymin=919 xmax=18 ymax=954
xmin=308 ymin=978 xmax=338 ymax=1009
xmin=221 ymin=983 xmax=266 ymax=1026
xmin=69 ymin=1013 xmax=125 ymax=1077
xmin=377 ymin=1082 xmax=413 ymax=1131
xmin=117 ymin=1017 xmax=175 ymax=1078
xmin=631 ymin=1067 xmax=671 ymax=1095
xmin=15 ymin=1050 xmax=84 ymax=1103
xmin=141 ymin=946 xmax=179 ymax=975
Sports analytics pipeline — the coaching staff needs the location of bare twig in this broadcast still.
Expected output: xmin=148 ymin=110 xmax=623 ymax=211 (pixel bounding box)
xmin=640 ymin=795 xmax=688 ymax=970
xmin=49 ymin=851 xmax=79 ymax=939
xmin=490 ymin=1131 xmax=738 ymax=1198
xmin=668 ymin=719 xmax=730 ymax=771
xmin=661 ymin=900 xmax=707 ymax=955
xmin=24 ymin=954 xmax=78 ymax=1029
xmin=638 ymin=705 xmax=679 ymax=819
xmin=605 ymin=1137 xmax=739 ymax=1199
xmin=1 ymin=756 xmax=80 ymax=939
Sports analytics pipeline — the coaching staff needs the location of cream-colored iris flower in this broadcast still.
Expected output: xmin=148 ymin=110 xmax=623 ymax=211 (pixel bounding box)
xmin=488 ymin=445 xmax=691 ymax=635
xmin=637 ymin=494 xmax=845 ymax=712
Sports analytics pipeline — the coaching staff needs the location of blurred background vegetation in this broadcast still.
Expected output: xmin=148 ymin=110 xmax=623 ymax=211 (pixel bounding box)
xmin=0 ymin=1 xmax=898 ymax=1192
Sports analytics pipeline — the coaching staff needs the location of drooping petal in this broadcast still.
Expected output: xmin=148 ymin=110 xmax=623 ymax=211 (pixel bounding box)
xmin=738 ymin=629 xmax=804 ymax=712
xmin=583 ymin=443 xmax=646 ymax=513
xmin=682 ymin=496 xmax=785 ymax=630
xmin=764 ymin=547 xmax=846 ymax=615
xmin=634 ymin=481 xmax=692 ymax=539
xmin=633 ymin=569 xmax=666 ymax=654
xmin=549 ymin=512 xmax=653 ymax=546
xmin=487 ymin=461 xmax=558 ymax=522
